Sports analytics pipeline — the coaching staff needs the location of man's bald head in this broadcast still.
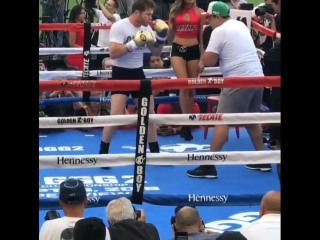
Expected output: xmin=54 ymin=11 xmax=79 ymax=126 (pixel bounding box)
xmin=175 ymin=207 xmax=201 ymax=229
xmin=261 ymin=191 xmax=281 ymax=213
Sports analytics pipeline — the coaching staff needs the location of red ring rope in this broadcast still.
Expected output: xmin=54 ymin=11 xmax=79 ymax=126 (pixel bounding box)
xmin=39 ymin=77 xmax=280 ymax=92
xmin=39 ymin=19 xmax=280 ymax=39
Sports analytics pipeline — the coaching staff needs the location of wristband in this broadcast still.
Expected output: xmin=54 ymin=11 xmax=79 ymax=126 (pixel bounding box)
xmin=155 ymin=32 xmax=166 ymax=45
xmin=125 ymin=40 xmax=137 ymax=52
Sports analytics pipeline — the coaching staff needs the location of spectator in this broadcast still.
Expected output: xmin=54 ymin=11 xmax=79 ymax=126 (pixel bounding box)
xmin=263 ymin=43 xmax=280 ymax=183
xmin=75 ymin=91 xmax=105 ymax=116
xmin=47 ymin=90 xmax=80 ymax=117
xmin=260 ymin=0 xmax=281 ymax=51
xmin=149 ymin=55 xmax=164 ymax=69
xmin=66 ymin=5 xmax=86 ymax=70
xmin=240 ymin=191 xmax=280 ymax=240
xmin=225 ymin=0 xmax=248 ymax=9
xmin=39 ymin=59 xmax=46 ymax=71
xmin=40 ymin=0 xmax=65 ymax=47
xmin=170 ymin=206 xmax=220 ymax=240
xmin=107 ymin=197 xmax=160 ymax=240
xmin=100 ymin=57 xmax=113 ymax=113
xmin=94 ymin=0 xmax=121 ymax=67
xmin=148 ymin=55 xmax=172 ymax=112
xmin=74 ymin=217 xmax=107 ymax=240
xmin=39 ymin=179 xmax=90 ymax=240
xmin=117 ymin=0 xmax=134 ymax=18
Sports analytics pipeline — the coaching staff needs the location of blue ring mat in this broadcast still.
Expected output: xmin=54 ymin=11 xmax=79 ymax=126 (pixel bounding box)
xmin=39 ymin=128 xmax=279 ymax=238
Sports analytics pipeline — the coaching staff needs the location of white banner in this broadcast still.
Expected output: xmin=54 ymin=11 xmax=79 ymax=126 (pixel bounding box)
xmin=39 ymin=112 xmax=280 ymax=129
xmin=39 ymin=150 xmax=280 ymax=169
xmin=39 ymin=67 xmax=222 ymax=80
xmin=39 ymin=46 xmax=172 ymax=55
xmin=230 ymin=9 xmax=252 ymax=31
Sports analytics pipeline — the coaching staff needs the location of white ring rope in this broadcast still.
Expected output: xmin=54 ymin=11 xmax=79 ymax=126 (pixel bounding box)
xmin=39 ymin=46 xmax=172 ymax=55
xmin=39 ymin=150 xmax=280 ymax=169
xmin=39 ymin=113 xmax=280 ymax=128
xmin=39 ymin=67 xmax=222 ymax=80
xmin=39 ymin=46 xmax=266 ymax=56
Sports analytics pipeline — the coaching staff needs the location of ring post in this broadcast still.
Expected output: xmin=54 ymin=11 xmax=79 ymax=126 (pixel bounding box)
xmin=82 ymin=22 xmax=91 ymax=102
xmin=131 ymin=79 xmax=152 ymax=204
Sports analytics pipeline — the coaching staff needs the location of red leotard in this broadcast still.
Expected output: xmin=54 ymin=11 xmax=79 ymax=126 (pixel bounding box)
xmin=67 ymin=29 xmax=84 ymax=70
xmin=174 ymin=7 xmax=200 ymax=39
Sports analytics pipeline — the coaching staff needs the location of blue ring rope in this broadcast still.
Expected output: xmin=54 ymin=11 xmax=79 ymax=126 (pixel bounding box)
xmin=39 ymin=95 xmax=270 ymax=111
xmin=39 ymin=95 xmax=211 ymax=106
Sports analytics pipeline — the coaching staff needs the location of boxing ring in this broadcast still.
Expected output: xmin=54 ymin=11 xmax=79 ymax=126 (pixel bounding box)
xmin=39 ymin=12 xmax=281 ymax=236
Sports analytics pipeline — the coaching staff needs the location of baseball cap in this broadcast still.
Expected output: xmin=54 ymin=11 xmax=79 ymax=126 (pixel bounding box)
xmin=59 ymin=178 xmax=87 ymax=204
xmin=202 ymin=1 xmax=230 ymax=18
xmin=216 ymin=231 xmax=248 ymax=240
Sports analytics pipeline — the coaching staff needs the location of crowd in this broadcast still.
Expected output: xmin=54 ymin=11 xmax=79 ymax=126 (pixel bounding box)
xmin=39 ymin=0 xmax=281 ymax=239
xmin=39 ymin=179 xmax=280 ymax=240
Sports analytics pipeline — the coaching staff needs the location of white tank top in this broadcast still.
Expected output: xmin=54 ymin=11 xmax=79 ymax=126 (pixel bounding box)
xmin=109 ymin=18 xmax=154 ymax=69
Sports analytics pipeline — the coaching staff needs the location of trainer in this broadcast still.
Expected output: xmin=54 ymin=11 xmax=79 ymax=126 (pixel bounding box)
xmin=99 ymin=0 xmax=168 ymax=169
xmin=187 ymin=1 xmax=268 ymax=178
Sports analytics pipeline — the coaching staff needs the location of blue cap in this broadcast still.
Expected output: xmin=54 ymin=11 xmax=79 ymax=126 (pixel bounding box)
xmin=59 ymin=179 xmax=87 ymax=204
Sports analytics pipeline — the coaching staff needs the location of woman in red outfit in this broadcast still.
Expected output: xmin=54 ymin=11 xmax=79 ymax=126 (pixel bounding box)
xmin=67 ymin=5 xmax=86 ymax=70
xmin=167 ymin=0 xmax=205 ymax=141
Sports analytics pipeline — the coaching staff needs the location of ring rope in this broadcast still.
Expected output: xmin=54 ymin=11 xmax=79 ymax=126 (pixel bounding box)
xmin=40 ymin=67 xmax=222 ymax=80
xmin=39 ymin=150 xmax=280 ymax=169
xmin=39 ymin=77 xmax=280 ymax=92
xmin=39 ymin=112 xmax=280 ymax=128
xmin=39 ymin=95 xmax=220 ymax=106
xmin=39 ymin=19 xmax=280 ymax=39
xmin=39 ymin=46 xmax=265 ymax=56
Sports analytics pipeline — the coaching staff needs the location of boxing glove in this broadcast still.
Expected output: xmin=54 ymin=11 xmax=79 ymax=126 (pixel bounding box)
xmin=153 ymin=19 xmax=169 ymax=45
xmin=125 ymin=30 xmax=155 ymax=52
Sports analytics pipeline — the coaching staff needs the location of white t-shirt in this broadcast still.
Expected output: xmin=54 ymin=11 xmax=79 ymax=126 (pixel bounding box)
xmin=94 ymin=9 xmax=121 ymax=47
xmin=109 ymin=18 xmax=154 ymax=69
xmin=240 ymin=214 xmax=280 ymax=240
xmin=206 ymin=19 xmax=263 ymax=77
xmin=39 ymin=217 xmax=111 ymax=240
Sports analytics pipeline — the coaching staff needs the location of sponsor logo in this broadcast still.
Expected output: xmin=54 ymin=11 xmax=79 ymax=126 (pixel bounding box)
xmin=206 ymin=211 xmax=260 ymax=233
xmin=187 ymin=154 xmax=227 ymax=162
xmin=188 ymin=194 xmax=228 ymax=203
xmin=87 ymin=197 xmax=100 ymax=204
xmin=60 ymin=81 xmax=96 ymax=88
xmin=57 ymin=157 xmax=98 ymax=165
xmin=96 ymin=70 xmax=111 ymax=77
xmin=39 ymin=175 xmax=160 ymax=198
xmin=57 ymin=117 xmax=93 ymax=125
xmin=177 ymin=25 xmax=198 ymax=31
xmin=39 ymin=146 xmax=84 ymax=152
xmin=189 ymin=114 xmax=223 ymax=121
xmin=135 ymin=97 xmax=148 ymax=193
xmin=82 ymin=51 xmax=90 ymax=78
xmin=188 ymin=77 xmax=224 ymax=86
xmin=91 ymin=22 xmax=112 ymax=27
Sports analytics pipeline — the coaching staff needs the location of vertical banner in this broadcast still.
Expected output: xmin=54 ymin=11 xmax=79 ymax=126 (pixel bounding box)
xmin=82 ymin=22 xmax=91 ymax=102
xmin=131 ymin=80 xmax=152 ymax=204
